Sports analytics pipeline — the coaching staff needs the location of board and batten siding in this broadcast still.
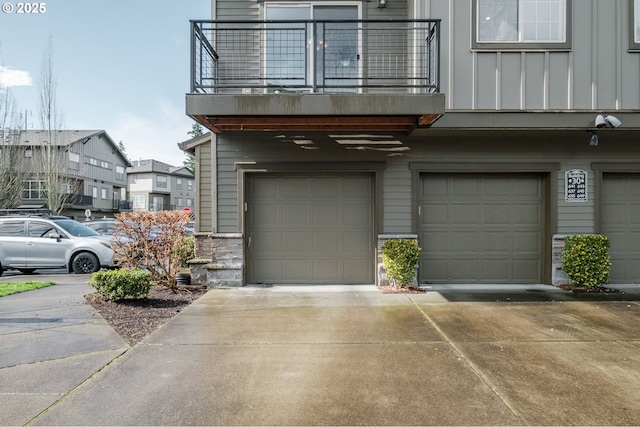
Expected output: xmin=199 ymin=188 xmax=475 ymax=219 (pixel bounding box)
xmin=424 ymin=0 xmax=640 ymax=111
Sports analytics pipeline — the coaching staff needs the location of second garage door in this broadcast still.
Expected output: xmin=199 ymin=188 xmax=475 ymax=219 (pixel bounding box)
xmin=419 ymin=173 xmax=544 ymax=284
xmin=247 ymin=174 xmax=374 ymax=284
xmin=600 ymin=173 xmax=640 ymax=284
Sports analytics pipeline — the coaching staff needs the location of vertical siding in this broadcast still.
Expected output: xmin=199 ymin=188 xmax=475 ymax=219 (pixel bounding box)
xmin=424 ymin=0 xmax=640 ymax=111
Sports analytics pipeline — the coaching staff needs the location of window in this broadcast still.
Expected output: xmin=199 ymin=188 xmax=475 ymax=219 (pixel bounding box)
xmin=68 ymin=152 xmax=80 ymax=170
xmin=473 ymin=0 xmax=571 ymax=50
xmin=186 ymin=198 xmax=193 ymax=207
xmin=0 ymin=220 xmax=25 ymax=237
xmin=187 ymin=180 xmax=193 ymax=191
xmin=631 ymin=0 xmax=640 ymax=51
xmin=91 ymin=186 xmax=98 ymax=199
xmin=60 ymin=183 xmax=72 ymax=194
xmin=116 ymin=165 xmax=125 ymax=180
xmin=265 ymin=2 xmax=360 ymax=92
xmin=156 ymin=175 xmax=168 ymax=188
xmin=176 ymin=197 xmax=184 ymax=207
xmin=101 ymin=188 xmax=108 ymax=200
xmin=28 ymin=221 xmax=56 ymax=238
xmin=176 ymin=178 xmax=183 ymax=189
xmin=131 ymin=194 xmax=146 ymax=210
xmin=22 ymin=180 xmax=46 ymax=199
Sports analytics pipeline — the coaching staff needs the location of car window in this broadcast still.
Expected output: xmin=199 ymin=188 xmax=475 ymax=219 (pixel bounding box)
xmin=0 ymin=220 xmax=26 ymax=236
xmin=28 ymin=221 xmax=58 ymax=238
xmin=86 ymin=223 xmax=104 ymax=233
xmin=53 ymin=219 xmax=101 ymax=237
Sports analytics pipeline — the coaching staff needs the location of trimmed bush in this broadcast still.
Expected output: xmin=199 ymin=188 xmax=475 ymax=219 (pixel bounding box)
xmin=562 ymin=234 xmax=611 ymax=288
xmin=173 ymin=236 xmax=195 ymax=269
xmin=88 ymin=268 xmax=151 ymax=301
xmin=381 ymin=239 xmax=421 ymax=287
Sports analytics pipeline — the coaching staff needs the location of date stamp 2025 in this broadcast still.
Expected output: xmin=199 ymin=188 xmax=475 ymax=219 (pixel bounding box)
xmin=2 ymin=2 xmax=46 ymax=14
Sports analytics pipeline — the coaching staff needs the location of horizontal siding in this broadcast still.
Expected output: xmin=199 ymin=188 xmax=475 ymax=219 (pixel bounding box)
xmin=382 ymin=162 xmax=412 ymax=233
xmin=196 ymin=143 xmax=213 ymax=232
xmin=214 ymin=0 xmax=409 ymax=20
xmin=211 ymin=132 xmax=640 ymax=236
xmin=215 ymin=0 xmax=259 ymax=20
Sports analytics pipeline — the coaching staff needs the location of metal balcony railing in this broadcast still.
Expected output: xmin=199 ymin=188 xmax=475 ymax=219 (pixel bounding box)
xmin=191 ymin=19 xmax=440 ymax=94
xmin=64 ymin=194 xmax=93 ymax=207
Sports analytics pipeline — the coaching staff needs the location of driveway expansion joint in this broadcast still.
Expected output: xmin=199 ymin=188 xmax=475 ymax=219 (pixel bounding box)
xmin=406 ymin=294 xmax=530 ymax=426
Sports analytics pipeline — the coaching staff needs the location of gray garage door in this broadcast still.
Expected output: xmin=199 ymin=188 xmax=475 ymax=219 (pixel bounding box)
xmin=247 ymin=174 xmax=374 ymax=284
xmin=601 ymin=173 xmax=640 ymax=284
xmin=419 ymin=173 xmax=543 ymax=284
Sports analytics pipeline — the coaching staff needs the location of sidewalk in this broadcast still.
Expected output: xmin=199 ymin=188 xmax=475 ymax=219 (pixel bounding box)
xmin=0 ymin=275 xmax=128 ymax=426
xmin=2 ymin=277 xmax=640 ymax=425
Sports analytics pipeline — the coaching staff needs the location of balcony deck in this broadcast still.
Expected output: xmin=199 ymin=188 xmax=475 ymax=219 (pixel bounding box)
xmin=187 ymin=19 xmax=444 ymax=133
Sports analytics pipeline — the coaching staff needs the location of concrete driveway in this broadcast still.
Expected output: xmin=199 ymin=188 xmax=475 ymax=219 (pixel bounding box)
xmin=2 ymin=279 xmax=640 ymax=425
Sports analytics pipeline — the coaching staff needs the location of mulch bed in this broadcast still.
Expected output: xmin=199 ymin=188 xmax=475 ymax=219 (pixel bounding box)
xmin=557 ymin=284 xmax=623 ymax=294
xmin=378 ymin=285 xmax=426 ymax=294
xmin=85 ymin=285 xmax=207 ymax=346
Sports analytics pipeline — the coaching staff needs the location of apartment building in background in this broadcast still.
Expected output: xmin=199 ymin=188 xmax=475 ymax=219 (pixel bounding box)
xmin=0 ymin=129 xmax=132 ymax=220
xmin=127 ymin=159 xmax=195 ymax=213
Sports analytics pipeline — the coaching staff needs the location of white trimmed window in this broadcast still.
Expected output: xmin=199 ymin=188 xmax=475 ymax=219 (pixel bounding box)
xmin=632 ymin=0 xmax=640 ymax=50
xmin=474 ymin=0 xmax=570 ymax=49
xmin=156 ymin=175 xmax=168 ymax=188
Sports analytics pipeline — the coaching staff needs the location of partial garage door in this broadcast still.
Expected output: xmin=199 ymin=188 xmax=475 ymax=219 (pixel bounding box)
xmin=601 ymin=173 xmax=640 ymax=284
xmin=419 ymin=173 xmax=544 ymax=284
xmin=247 ymin=174 xmax=374 ymax=284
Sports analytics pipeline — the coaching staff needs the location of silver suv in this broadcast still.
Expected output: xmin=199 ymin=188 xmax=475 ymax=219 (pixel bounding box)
xmin=0 ymin=216 xmax=114 ymax=275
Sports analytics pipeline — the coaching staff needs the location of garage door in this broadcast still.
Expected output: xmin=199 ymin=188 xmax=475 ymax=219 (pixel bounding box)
xmin=247 ymin=174 xmax=374 ymax=284
xmin=600 ymin=173 xmax=640 ymax=284
xmin=419 ymin=173 xmax=543 ymax=284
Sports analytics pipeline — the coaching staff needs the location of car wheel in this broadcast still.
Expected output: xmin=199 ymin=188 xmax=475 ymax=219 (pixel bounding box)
xmin=17 ymin=269 xmax=36 ymax=274
xmin=72 ymin=252 xmax=100 ymax=274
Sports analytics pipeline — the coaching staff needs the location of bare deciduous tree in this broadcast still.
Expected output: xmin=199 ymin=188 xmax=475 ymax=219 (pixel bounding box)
xmin=0 ymin=74 xmax=28 ymax=209
xmin=113 ymin=210 xmax=190 ymax=291
xmin=38 ymin=37 xmax=68 ymax=214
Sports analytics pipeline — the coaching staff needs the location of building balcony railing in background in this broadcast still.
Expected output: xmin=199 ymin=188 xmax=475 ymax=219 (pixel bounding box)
xmin=191 ymin=19 xmax=440 ymax=94
xmin=64 ymin=194 xmax=93 ymax=207
xmin=114 ymin=199 xmax=132 ymax=211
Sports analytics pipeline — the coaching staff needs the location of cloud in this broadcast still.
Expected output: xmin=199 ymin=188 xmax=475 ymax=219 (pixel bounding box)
xmin=0 ymin=66 xmax=33 ymax=87
xmin=108 ymin=99 xmax=195 ymax=167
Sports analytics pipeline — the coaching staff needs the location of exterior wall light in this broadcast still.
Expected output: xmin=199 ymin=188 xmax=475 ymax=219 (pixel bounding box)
xmin=378 ymin=0 xmax=387 ymax=8
xmin=588 ymin=131 xmax=598 ymax=147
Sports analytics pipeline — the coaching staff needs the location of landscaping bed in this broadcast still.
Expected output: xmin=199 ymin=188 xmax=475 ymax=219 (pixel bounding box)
xmin=85 ymin=285 xmax=207 ymax=345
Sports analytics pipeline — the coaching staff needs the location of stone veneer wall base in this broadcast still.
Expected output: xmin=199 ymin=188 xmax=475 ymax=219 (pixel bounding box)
xmin=191 ymin=233 xmax=244 ymax=289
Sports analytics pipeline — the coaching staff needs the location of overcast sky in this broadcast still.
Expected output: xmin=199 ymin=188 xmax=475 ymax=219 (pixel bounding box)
xmin=0 ymin=0 xmax=210 ymax=166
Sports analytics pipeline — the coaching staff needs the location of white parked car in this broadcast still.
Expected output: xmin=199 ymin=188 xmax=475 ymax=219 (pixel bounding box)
xmin=0 ymin=216 xmax=114 ymax=275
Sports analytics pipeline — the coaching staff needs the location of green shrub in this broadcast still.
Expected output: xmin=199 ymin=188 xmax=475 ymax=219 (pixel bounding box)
xmin=88 ymin=268 xmax=151 ymax=301
xmin=562 ymin=234 xmax=611 ymax=288
xmin=172 ymin=236 xmax=195 ymax=269
xmin=381 ymin=239 xmax=421 ymax=287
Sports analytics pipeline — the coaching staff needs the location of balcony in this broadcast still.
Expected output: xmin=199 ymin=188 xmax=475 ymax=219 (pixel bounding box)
xmin=64 ymin=194 xmax=93 ymax=208
xmin=187 ymin=19 xmax=445 ymax=133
